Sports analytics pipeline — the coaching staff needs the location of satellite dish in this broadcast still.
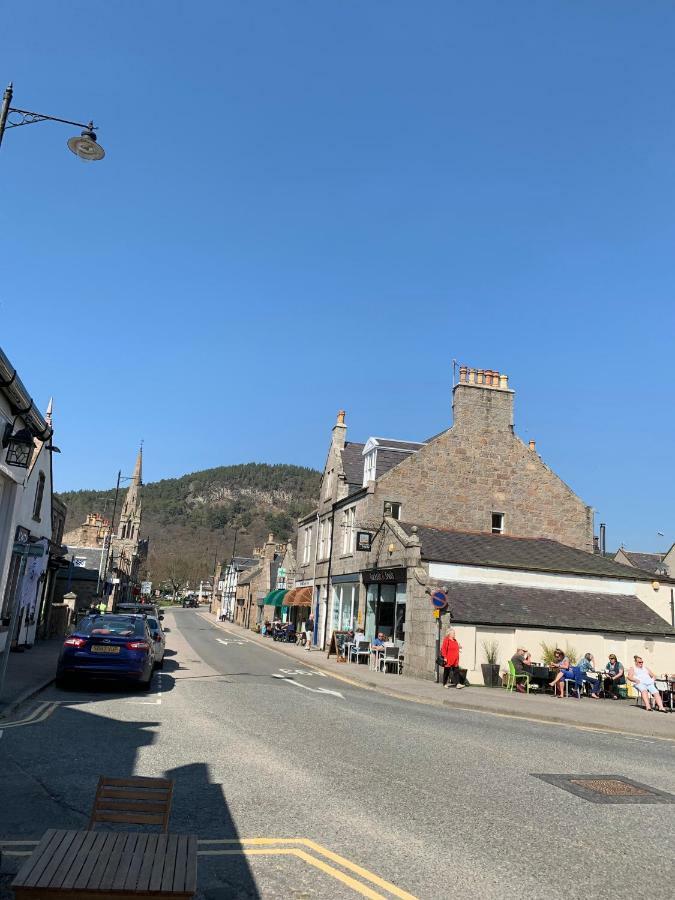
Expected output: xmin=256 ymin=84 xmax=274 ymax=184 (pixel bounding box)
xmin=67 ymin=123 xmax=105 ymax=161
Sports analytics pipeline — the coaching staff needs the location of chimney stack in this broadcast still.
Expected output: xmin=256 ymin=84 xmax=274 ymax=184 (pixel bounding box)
xmin=452 ymin=364 xmax=514 ymax=432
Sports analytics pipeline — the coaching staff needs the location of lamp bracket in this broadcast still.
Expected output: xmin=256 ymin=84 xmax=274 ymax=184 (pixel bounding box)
xmin=6 ymin=107 xmax=96 ymax=131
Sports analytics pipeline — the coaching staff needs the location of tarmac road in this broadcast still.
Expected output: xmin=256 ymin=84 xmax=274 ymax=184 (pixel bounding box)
xmin=0 ymin=608 xmax=673 ymax=900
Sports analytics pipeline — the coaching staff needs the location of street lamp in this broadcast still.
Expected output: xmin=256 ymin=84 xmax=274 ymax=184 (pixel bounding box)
xmin=0 ymin=82 xmax=105 ymax=160
xmin=2 ymin=421 xmax=34 ymax=468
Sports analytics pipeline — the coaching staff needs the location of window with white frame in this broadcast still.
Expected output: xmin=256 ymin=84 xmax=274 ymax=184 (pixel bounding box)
xmin=491 ymin=512 xmax=504 ymax=534
xmin=302 ymin=525 xmax=313 ymax=564
xmin=383 ymin=500 xmax=401 ymax=520
xmin=363 ymin=451 xmax=376 ymax=485
xmin=342 ymin=506 xmax=356 ymax=554
xmin=318 ymin=519 xmax=326 ymax=560
xmin=324 ymin=469 xmax=333 ymax=499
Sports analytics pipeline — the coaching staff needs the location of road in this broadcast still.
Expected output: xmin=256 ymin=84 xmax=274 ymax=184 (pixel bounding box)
xmin=0 ymin=608 xmax=673 ymax=899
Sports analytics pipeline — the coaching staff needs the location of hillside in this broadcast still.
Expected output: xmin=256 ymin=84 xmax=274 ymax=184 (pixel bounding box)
xmin=57 ymin=462 xmax=321 ymax=588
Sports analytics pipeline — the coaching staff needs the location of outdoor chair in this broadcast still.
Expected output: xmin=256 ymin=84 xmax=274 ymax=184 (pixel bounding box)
xmin=88 ymin=775 xmax=174 ymax=832
xmin=505 ymin=659 xmax=531 ymax=693
xmin=560 ymin=668 xmax=584 ymax=700
xmin=379 ymin=645 xmax=402 ymax=674
xmin=349 ymin=639 xmax=370 ymax=664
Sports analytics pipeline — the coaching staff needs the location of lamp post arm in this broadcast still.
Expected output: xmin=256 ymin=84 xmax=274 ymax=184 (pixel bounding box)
xmin=5 ymin=108 xmax=95 ymax=131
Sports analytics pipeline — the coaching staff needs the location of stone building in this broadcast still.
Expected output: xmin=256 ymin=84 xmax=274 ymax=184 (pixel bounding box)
xmin=296 ymin=366 xmax=675 ymax=681
xmin=59 ymin=448 xmax=147 ymax=609
xmin=233 ymin=534 xmax=285 ymax=630
xmin=614 ymin=546 xmax=674 ymax=578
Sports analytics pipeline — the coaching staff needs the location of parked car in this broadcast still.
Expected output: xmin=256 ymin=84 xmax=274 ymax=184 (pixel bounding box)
xmin=55 ymin=614 xmax=155 ymax=690
xmin=144 ymin=615 xmax=166 ymax=668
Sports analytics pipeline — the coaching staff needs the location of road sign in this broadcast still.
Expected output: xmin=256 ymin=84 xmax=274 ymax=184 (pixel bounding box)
xmin=431 ymin=590 xmax=448 ymax=610
xmin=433 ymin=609 xmax=440 ymax=619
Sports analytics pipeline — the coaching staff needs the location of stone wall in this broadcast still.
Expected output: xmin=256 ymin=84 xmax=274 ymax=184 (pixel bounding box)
xmin=370 ymin=381 xmax=594 ymax=552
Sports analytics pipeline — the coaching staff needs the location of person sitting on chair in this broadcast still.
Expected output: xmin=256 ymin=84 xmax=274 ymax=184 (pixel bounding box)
xmin=603 ymin=654 xmax=625 ymax=699
xmin=627 ymin=656 xmax=667 ymax=713
xmin=577 ymin=652 xmax=601 ymax=699
xmin=548 ymin=649 xmax=572 ymax=697
xmin=510 ymin=648 xmax=531 ymax=694
xmin=372 ymin=632 xmax=386 ymax=647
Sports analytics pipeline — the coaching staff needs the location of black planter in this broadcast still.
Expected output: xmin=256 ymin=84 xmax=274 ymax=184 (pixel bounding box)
xmin=481 ymin=663 xmax=501 ymax=687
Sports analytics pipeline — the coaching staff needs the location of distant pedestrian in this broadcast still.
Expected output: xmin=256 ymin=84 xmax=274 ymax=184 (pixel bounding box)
xmin=305 ymin=614 xmax=314 ymax=651
xmin=441 ymin=627 xmax=466 ymax=689
xmin=97 ymin=600 xmax=107 ymax=615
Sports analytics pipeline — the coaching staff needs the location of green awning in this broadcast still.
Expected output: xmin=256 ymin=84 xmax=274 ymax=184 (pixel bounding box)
xmin=262 ymin=589 xmax=288 ymax=607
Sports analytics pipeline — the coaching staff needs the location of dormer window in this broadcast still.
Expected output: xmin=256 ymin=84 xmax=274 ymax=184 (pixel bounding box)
xmin=363 ymin=451 xmax=376 ymax=485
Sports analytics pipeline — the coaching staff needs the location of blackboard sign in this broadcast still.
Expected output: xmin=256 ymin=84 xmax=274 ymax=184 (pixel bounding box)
xmin=327 ymin=630 xmax=351 ymax=661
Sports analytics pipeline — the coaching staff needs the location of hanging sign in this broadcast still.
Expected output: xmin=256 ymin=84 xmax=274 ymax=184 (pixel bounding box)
xmin=356 ymin=532 xmax=372 ymax=552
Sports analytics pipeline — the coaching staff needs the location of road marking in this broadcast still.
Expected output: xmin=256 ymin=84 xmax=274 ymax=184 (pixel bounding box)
xmin=0 ymin=701 xmax=59 ymax=731
xmin=216 ymin=638 xmax=247 ymax=646
xmin=278 ymin=667 xmax=326 ymax=677
xmin=272 ymin=674 xmax=344 ymax=699
xmin=197 ymin=838 xmax=417 ymax=900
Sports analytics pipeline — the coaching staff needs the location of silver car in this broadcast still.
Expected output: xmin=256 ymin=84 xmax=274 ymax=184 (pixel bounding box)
xmin=145 ymin=615 xmax=166 ymax=668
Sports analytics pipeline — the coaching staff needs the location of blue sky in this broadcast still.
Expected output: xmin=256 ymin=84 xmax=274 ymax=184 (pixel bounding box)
xmin=2 ymin=2 xmax=674 ymax=551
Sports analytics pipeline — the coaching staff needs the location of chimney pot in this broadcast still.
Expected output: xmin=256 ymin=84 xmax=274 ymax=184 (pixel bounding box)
xmin=337 ymin=410 xmax=346 ymax=425
xmin=529 ymin=439 xmax=536 ymax=451
xmin=459 ymin=365 xmax=467 ymax=383
xmin=468 ymin=368 xmax=476 ymax=384
xmin=499 ymin=374 xmax=508 ymax=390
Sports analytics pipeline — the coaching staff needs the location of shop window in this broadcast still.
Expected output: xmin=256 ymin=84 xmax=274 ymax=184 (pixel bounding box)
xmin=32 ymin=472 xmax=45 ymax=521
xmin=491 ymin=512 xmax=504 ymax=534
xmin=383 ymin=501 xmax=401 ymax=520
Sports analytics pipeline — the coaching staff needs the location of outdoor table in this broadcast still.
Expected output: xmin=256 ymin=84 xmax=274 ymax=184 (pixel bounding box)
xmin=12 ymin=828 xmax=197 ymax=899
xmin=527 ymin=665 xmax=551 ymax=691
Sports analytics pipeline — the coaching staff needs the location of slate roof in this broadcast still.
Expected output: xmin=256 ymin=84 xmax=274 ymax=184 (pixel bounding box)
xmin=372 ymin=438 xmax=426 ymax=452
xmin=619 ymin=551 xmax=666 ymax=574
xmin=428 ymin=580 xmax=675 ymax=636
xmin=400 ymin=524 xmax=669 ymax=582
xmin=341 ymin=442 xmax=366 ymax=486
xmin=375 ymin=448 xmax=416 ymax=479
xmin=64 ymin=546 xmax=104 ymax=570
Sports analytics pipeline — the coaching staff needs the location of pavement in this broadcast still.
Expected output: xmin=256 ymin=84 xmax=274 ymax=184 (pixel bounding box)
xmin=201 ymin=612 xmax=675 ymax=742
xmin=0 ymin=638 xmax=60 ymax=719
xmin=0 ymin=608 xmax=673 ymax=900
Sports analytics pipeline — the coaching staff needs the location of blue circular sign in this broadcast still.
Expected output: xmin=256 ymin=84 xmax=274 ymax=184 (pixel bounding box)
xmin=431 ymin=590 xmax=448 ymax=609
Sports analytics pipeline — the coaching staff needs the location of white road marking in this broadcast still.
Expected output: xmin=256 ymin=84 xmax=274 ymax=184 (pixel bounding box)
xmin=216 ymin=638 xmax=247 ymax=646
xmin=278 ymin=668 xmax=326 ymax=677
xmin=0 ymin=701 xmax=59 ymax=731
xmin=272 ymin=674 xmax=343 ymax=699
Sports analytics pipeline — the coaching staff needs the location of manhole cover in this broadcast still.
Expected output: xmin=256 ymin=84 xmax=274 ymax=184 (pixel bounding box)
xmin=569 ymin=779 xmax=650 ymax=797
xmin=532 ymin=774 xmax=674 ymax=804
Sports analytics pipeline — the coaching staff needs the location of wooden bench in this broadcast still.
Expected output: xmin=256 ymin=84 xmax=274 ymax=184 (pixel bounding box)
xmin=12 ymin=828 xmax=197 ymax=899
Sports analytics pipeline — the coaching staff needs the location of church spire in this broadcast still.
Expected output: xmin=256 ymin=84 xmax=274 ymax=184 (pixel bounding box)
xmin=117 ymin=445 xmax=143 ymax=542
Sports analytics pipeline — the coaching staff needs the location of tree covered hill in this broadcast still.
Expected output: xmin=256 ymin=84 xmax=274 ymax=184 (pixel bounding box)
xmin=57 ymin=462 xmax=321 ymax=587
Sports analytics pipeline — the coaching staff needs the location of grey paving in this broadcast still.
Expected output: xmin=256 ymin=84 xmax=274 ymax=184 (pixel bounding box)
xmin=0 ymin=609 xmax=673 ymax=900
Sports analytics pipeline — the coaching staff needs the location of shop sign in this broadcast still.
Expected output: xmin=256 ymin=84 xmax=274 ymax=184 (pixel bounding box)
xmin=362 ymin=567 xmax=406 ymax=584
xmin=356 ymin=531 xmax=372 ymax=552
xmin=14 ymin=525 xmax=30 ymax=544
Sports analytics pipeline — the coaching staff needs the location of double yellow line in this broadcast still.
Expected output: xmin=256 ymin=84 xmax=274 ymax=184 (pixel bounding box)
xmin=199 ymin=837 xmax=418 ymax=900
xmin=0 ymin=701 xmax=58 ymax=730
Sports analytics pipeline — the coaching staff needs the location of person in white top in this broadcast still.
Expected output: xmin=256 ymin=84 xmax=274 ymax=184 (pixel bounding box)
xmin=626 ymin=656 xmax=667 ymax=712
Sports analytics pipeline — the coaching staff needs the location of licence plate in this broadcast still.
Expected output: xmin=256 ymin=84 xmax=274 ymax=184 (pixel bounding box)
xmin=90 ymin=645 xmax=121 ymax=654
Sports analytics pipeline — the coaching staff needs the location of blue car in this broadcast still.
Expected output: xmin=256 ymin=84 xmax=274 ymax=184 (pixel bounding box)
xmin=55 ymin=614 xmax=155 ymax=690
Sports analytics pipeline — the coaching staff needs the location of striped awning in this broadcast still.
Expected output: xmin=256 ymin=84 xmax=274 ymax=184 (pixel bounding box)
xmin=284 ymin=586 xmax=313 ymax=607
xmin=262 ymin=589 xmax=288 ymax=606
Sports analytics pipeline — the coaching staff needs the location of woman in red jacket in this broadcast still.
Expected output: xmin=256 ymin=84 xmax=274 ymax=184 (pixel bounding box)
xmin=441 ymin=627 xmax=466 ymax=689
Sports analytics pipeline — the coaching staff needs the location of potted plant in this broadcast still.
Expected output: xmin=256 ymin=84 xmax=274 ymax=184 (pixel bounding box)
xmin=481 ymin=640 xmax=501 ymax=687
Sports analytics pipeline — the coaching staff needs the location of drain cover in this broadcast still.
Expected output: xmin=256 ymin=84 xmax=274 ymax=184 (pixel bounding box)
xmin=532 ymin=774 xmax=674 ymax=804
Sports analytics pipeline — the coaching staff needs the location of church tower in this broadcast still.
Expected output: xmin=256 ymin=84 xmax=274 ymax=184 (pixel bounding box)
xmin=118 ymin=446 xmax=143 ymax=543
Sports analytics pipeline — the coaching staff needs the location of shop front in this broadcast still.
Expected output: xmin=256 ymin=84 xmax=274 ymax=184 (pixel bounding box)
xmin=330 ymin=574 xmax=360 ymax=634
xmin=362 ymin=567 xmax=407 ymax=643
xmin=284 ymin=586 xmax=313 ymax=630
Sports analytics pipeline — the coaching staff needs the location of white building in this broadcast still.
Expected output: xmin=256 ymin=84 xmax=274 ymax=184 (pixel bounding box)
xmin=0 ymin=347 xmax=56 ymax=655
